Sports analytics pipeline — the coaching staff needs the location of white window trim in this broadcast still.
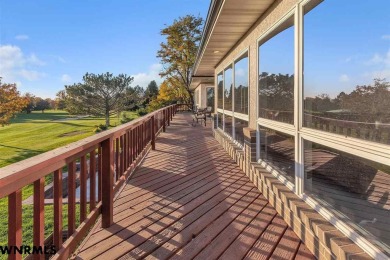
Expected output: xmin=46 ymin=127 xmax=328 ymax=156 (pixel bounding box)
xmin=257 ymin=118 xmax=295 ymax=136
xmin=257 ymin=158 xmax=295 ymax=192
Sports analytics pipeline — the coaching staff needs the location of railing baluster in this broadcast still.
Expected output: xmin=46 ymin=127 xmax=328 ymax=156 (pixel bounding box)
xmin=53 ymin=169 xmax=63 ymax=251
xmin=97 ymin=146 xmax=102 ymax=202
xmin=33 ymin=177 xmax=45 ymax=260
xmin=151 ymin=115 xmax=155 ymax=150
xmin=163 ymin=110 xmax=166 ymax=132
xmin=124 ymin=133 xmax=128 ymax=171
xmin=8 ymin=190 xmax=22 ymax=260
xmin=120 ymin=135 xmax=124 ymax=175
xmin=115 ymin=138 xmax=120 ymax=181
xmin=90 ymin=150 xmax=96 ymax=210
xmin=67 ymin=161 xmax=76 ymax=235
xmin=80 ymin=156 xmax=87 ymax=222
xmin=101 ymin=138 xmax=114 ymax=228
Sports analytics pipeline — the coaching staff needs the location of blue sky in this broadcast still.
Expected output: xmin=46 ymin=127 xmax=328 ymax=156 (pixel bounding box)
xmin=0 ymin=0 xmax=209 ymax=98
xmin=259 ymin=0 xmax=390 ymax=98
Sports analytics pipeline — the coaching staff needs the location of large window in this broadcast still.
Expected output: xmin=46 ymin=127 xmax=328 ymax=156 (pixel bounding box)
xmin=252 ymin=0 xmax=390 ymax=257
xmin=206 ymin=87 xmax=214 ymax=110
xmin=234 ymin=118 xmax=248 ymax=146
xmin=304 ymin=141 xmax=390 ymax=249
xmin=234 ymin=54 xmax=249 ymax=115
xmin=303 ymin=0 xmax=390 ymax=144
xmin=217 ymin=112 xmax=223 ymax=130
xmin=258 ymin=17 xmax=294 ymax=124
xmin=259 ymin=127 xmax=295 ymax=183
xmin=224 ymin=115 xmax=233 ymax=137
xmin=217 ymin=73 xmax=223 ymax=109
xmin=224 ymin=66 xmax=233 ymax=111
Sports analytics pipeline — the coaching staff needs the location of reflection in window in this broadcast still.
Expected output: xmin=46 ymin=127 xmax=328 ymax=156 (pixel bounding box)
xmin=217 ymin=73 xmax=223 ymax=109
xmin=234 ymin=118 xmax=248 ymax=146
xmin=194 ymin=89 xmax=199 ymax=107
xmin=217 ymin=112 xmax=223 ymax=130
xmin=206 ymin=87 xmax=214 ymax=111
xmin=258 ymin=17 xmax=294 ymax=124
xmin=234 ymin=55 xmax=249 ymax=114
xmin=259 ymin=126 xmax=295 ymax=183
xmin=224 ymin=66 xmax=233 ymax=111
xmin=224 ymin=115 xmax=233 ymax=136
xmin=303 ymin=0 xmax=390 ymax=144
xmin=304 ymin=140 xmax=390 ymax=248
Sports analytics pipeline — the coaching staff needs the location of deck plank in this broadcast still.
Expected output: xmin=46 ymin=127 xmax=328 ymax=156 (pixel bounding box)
xmin=76 ymin=113 xmax=314 ymax=260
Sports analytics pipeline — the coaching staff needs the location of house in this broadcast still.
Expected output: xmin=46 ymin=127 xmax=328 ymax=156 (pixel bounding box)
xmin=191 ymin=0 xmax=390 ymax=259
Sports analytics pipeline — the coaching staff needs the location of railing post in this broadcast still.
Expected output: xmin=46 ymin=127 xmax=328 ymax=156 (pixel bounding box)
xmin=167 ymin=108 xmax=170 ymax=126
xmin=33 ymin=177 xmax=45 ymax=260
xmin=101 ymin=137 xmax=114 ymax=228
xmin=151 ymin=115 xmax=156 ymax=150
xmin=163 ymin=109 xmax=166 ymax=132
xmin=67 ymin=161 xmax=76 ymax=235
xmin=53 ymin=169 xmax=63 ymax=251
xmin=8 ymin=190 xmax=22 ymax=260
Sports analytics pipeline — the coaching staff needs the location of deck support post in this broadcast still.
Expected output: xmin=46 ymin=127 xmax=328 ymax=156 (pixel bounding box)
xmin=151 ymin=115 xmax=156 ymax=150
xmin=243 ymin=127 xmax=257 ymax=178
xmin=101 ymin=137 xmax=114 ymax=228
xmin=163 ymin=109 xmax=166 ymax=132
xmin=167 ymin=108 xmax=170 ymax=126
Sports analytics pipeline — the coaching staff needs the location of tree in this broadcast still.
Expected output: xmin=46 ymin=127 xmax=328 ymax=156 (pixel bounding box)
xmin=157 ymin=15 xmax=203 ymax=105
xmin=23 ymin=92 xmax=36 ymax=113
xmin=0 ymin=79 xmax=28 ymax=126
xmin=64 ymin=72 xmax=133 ymax=127
xmin=340 ymin=78 xmax=390 ymax=122
xmin=34 ymin=97 xmax=50 ymax=113
xmin=145 ymin=80 xmax=159 ymax=100
xmin=55 ymin=90 xmax=66 ymax=110
xmin=123 ymin=85 xmax=144 ymax=110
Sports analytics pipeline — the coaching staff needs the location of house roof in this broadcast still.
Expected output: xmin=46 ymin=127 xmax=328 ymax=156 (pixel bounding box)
xmin=190 ymin=0 xmax=275 ymax=89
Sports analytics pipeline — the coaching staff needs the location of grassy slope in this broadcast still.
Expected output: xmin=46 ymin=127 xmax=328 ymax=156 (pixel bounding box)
xmin=0 ymin=110 xmax=138 ymax=258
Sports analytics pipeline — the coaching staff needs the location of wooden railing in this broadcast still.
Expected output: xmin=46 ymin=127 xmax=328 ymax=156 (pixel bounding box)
xmin=0 ymin=104 xmax=177 ymax=260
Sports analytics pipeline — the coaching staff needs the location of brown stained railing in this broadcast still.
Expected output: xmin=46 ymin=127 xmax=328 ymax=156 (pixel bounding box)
xmin=0 ymin=104 xmax=177 ymax=260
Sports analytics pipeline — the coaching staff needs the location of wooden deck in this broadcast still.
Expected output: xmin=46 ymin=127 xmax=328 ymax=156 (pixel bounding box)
xmin=75 ymin=113 xmax=314 ymax=260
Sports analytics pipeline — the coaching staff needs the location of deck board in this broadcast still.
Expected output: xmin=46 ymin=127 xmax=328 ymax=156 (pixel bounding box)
xmin=76 ymin=113 xmax=314 ymax=259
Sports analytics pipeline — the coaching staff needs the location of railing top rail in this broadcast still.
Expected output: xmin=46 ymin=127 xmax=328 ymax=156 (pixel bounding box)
xmin=0 ymin=105 xmax=175 ymax=198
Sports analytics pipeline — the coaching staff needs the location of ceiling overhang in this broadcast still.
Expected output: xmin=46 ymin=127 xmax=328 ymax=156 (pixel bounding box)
xmin=190 ymin=0 xmax=275 ymax=89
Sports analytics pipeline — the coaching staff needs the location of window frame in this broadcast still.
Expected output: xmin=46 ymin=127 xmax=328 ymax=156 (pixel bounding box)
xmin=254 ymin=0 xmax=390 ymax=258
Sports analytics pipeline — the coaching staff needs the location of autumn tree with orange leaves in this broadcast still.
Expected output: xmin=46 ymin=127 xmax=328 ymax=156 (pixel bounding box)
xmin=0 ymin=79 xmax=28 ymax=126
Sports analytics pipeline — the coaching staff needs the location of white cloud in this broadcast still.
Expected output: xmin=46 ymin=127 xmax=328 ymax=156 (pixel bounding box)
xmin=381 ymin=35 xmax=390 ymax=40
xmin=131 ymin=63 xmax=163 ymax=88
xmin=51 ymin=55 xmax=66 ymax=63
xmin=364 ymin=49 xmax=390 ymax=80
xmin=61 ymin=74 xmax=72 ymax=83
xmin=339 ymin=74 xmax=350 ymax=82
xmin=15 ymin=34 xmax=29 ymax=40
xmin=235 ymin=68 xmax=245 ymax=77
xmin=28 ymin=54 xmax=45 ymax=66
xmin=0 ymin=45 xmax=46 ymax=82
xmin=18 ymin=69 xmax=46 ymax=81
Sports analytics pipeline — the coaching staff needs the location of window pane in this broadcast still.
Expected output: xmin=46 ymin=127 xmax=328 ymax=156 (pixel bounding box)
xmin=303 ymin=0 xmax=390 ymax=144
xmin=259 ymin=126 xmax=295 ymax=183
xmin=206 ymin=87 xmax=214 ymax=111
xmin=259 ymin=17 xmax=294 ymax=124
xmin=217 ymin=73 xmax=223 ymax=109
xmin=224 ymin=67 xmax=233 ymax=111
xmin=217 ymin=112 xmax=223 ymax=130
xmin=234 ymin=55 xmax=249 ymax=114
xmin=194 ymin=89 xmax=199 ymax=107
xmin=304 ymin=140 xmax=390 ymax=249
xmin=224 ymin=115 xmax=233 ymax=136
xmin=234 ymin=118 xmax=248 ymax=146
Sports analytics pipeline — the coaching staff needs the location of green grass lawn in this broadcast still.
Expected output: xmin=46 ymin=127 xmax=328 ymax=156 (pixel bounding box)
xmin=0 ymin=110 xmax=138 ymax=258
